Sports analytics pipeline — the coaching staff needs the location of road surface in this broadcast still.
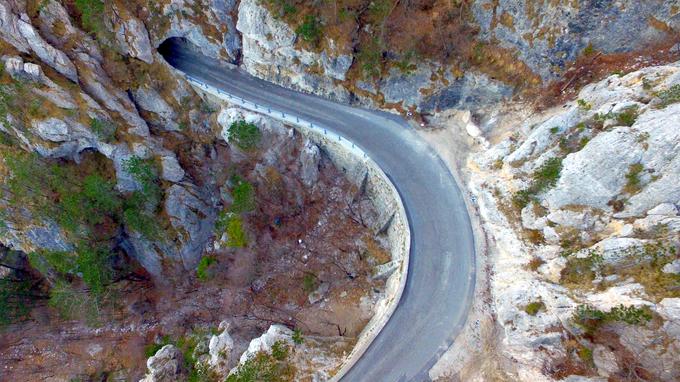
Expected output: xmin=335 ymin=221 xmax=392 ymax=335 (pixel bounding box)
xmin=160 ymin=40 xmax=476 ymax=382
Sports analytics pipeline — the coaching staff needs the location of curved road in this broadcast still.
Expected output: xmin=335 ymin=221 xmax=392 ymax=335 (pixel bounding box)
xmin=161 ymin=41 xmax=476 ymax=382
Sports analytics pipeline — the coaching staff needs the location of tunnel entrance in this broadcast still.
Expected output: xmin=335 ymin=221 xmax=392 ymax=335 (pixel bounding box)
xmin=157 ymin=37 xmax=192 ymax=69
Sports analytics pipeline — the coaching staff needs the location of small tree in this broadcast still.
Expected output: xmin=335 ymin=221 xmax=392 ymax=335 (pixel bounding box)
xmin=228 ymin=120 xmax=261 ymax=151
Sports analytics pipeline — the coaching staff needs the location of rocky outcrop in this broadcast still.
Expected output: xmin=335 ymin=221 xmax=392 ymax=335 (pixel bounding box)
xmin=467 ymin=60 xmax=680 ymax=381
xmin=140 ymin=345 xmax=186 ymax=382
xmin=208 ymin=322 xmax=234 ymax=376
xmin=153 ymin=0 xmax=240 ymax=62
xmin=112 ymin=5 xmax=154 ymax=64
xmin=472 ymin=0 xmax=680 ymax=80
xmin=236 ymin=0 xmax=351 ymax=103
xmin=164 ymin=184 xmax=216 ymax=269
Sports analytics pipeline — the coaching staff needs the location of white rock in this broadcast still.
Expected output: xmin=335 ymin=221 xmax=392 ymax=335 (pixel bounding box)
xmin=647 ymin=203 xmax=678 ymax=216
xmin=140 ymin=345 xmax=185 ymax=382
xmin=593 ymin=344 xmax=619 ymax=377
xmin=208 ymin=322 xmax=234 ymax=376
xmin=238 ymin=325 xmax=293 ymax=364
xmin=32 ymin=118 xmax=69 ymax=142
xmin=662 ymin=260 xmax=680 ymax=274
xmin=17 ymin=17 xmax=78 ymax=82
xmin=299 ymin=140 xmax=320 ymax=187
xmin=160 ymin=155 xmax=185 ymax=182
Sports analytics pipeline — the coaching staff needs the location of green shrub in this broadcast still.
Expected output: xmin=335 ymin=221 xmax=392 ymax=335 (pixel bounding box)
xmin=577 ymin=99 xmax=592 ymax=111
xmin=122 ymin=156 xmax=162 ymax=207
xmin=573 ymin=304 xmax=652 ymax=335
xmin=228 ymin=120 xmax=262 ymax=151
xmin=302 ymin=273 xmax=318 ymax=293
xmin=656 ymin=84 xmax=680 ymax=108
xmin=357 ymin=37 xmax=383 ymax=79
xmin=76 ymin=246 xmax=111 ymax=297
xmin=524 ymin=300 xmax=545 ymax=316
xmin=295 ymin=15 xmax=322 ymax=45
xmin=196 ymin=255 xmax=216 ymax=281
xmin=74 ymin=0 xmax=105 ymax=35
xmin=292 ymin=328 xmax=304 ymax=345
xmin=271 ymin=340 xmax=289 ymax=360
xmin=0 ymin=278 xmax=35 ymax=326
xmin=532 ymin=157 xmax=563 ymax=191
xmin=615 ymin=106 xmax=639 ymax=127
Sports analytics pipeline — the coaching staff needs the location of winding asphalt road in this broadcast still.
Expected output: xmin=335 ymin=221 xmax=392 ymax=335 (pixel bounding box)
xmin=161 ymin=40 xmax=476 ymax=382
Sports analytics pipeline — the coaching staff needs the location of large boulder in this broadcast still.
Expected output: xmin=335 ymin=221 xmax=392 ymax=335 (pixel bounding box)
xmin=140 ymin=345 xmax=186 ymax=382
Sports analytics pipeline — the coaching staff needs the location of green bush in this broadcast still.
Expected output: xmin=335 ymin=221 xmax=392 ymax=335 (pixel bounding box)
xmin=302 ymin=273 xmax=318 ymax=293
xmin=624 ymin=163 xmax=644 ymax=194
xmin=196 ymin=256 xmax=216 ymax=281
xmin=292 ymin=328 xmax=304 ymax=345
xmin=532 ymin=157 xmax=563 ymax=191
xmin=656 ymin=84 xmax=680 ymax=108
xmin=74 ymin=0 xmax=105 ymax=35
xmin=615 ymin=106 xmax=639 ymax=127
xmin=357 ymin=38 xmax=383 ymax=79
xmin=524 ymin=301 xmax=545 ymax=316
xmin=573 ymin=304 xmax=652 ymax=335
xmin=295 ymin=15 xmax=322 ymax=45
xmin=122 ymin=156 xmax=162 ymax=207
xmin=228 ymin=120 xmax=262 ymax=151
xmin=512 ymin=157 xmax=563 ymax=210
xmin=216 ymin=211 xmax=248 ymax=248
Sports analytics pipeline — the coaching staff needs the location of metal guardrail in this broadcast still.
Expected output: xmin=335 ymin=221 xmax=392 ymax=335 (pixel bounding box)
xmin=185 ymin=75 xmax=369 ymax=161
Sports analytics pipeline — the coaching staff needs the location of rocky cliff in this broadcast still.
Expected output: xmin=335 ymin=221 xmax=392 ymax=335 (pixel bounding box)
xmin=456 ymin=61 xmax=680 ymax=381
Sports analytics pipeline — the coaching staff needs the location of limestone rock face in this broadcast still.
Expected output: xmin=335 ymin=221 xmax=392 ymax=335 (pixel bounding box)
xmin=140 ymin=345 xmax=186 ymax=382
xmin=238 ymin=325 xmax=293 ymax=364
xmin=299 ymin=140 xmax=320 ymax=187
xmin=468 ymin=60 xmax=680 ymax=381
xmin=133 ymin=87 xmax=180 ymax=131
xmin=156 ymin=0 xmax=241 ymax=62
xmin=472 ymin=0 xmax=680 ymax=80
xmin=113 ymin=7 xmax=154 ymax=64
xmin=237 ymin=0 xmax=351 ymax=103
xmin=164 ymin=185 xmax=216 ymax=270
xmin=10 ymin=13 xmax=77 ymax=82
xmin=208 ymin=322 xmax=235 ymax=376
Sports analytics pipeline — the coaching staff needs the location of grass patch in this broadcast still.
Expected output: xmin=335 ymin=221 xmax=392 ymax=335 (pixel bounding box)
xmin=215 ymin=211 xmax=248 ymax=248
xmin=615 ymin=106 xmax=639 ymax=127
xmin=302 ymin=273 xmax=318 ymax=293
xmin=560 ymin=250 xmax=603 ymax=289
xmin=623 ymin=163 xmax=644 ymax=194
xmin=656 ymin=84 xmax=680 ymax=108
xmin=512 ymin=157 xmax=563 ymax=210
